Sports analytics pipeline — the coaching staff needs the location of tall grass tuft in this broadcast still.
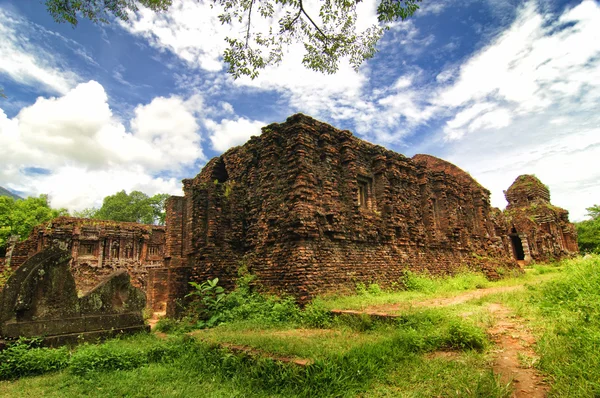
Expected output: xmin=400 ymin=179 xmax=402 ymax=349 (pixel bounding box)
xmin=534 ymin=255 xmax=600 ymax=396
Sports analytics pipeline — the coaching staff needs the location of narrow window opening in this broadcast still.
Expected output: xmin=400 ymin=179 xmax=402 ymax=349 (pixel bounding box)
xmin=125 ymin=244 xmax=134 ymax=259
xmin=432 ymin=198 xmax=441 ymax=230
xmin=357 ymin=176 xmax=373 ymax=209
xmin=80 ymin=243 xmax=96 ymax=256
xmin=148 ymin=245 xmax=160 ymax=258
xmin=111 ymin=242 xmax=120 ymax=259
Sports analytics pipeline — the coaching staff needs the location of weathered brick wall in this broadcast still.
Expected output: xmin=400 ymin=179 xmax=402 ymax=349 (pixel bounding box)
xmin=1 ymin=217 xmax=166 ymax=303
xmin=165 ymin=114 xmax=518 ymax=305
xmin=503 ymin=175 xmax=578 ymax=262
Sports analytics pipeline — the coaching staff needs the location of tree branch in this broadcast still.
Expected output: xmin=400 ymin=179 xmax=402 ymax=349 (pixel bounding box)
xmin=299 ymin=0 xmax=328 ymax=41
xmin=245 ymin=0 xmax=254 ymax=47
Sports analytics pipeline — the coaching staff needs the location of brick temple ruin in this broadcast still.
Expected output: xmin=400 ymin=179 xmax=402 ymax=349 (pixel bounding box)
xmin=161 ymin=114 xmax=578 ymax=314
xmin=502 ymin=175 xmax=578 ymax=263
xmin=1 ymin=114 xmax=579 ymax=321
xmin=0 ymin=217 xmax=168 ymax=312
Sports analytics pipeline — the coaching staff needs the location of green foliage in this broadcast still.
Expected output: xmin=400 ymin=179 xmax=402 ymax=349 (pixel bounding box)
xmin=0 ymin=338 xmax=69 ymax=380
xmin=586 ymin=204 xmax=600 ymax=220
xmin=401 ymin=270 xmax=490 ymax=293
xmin=186 ymin=277 xmax=227 ymax=327
xmin=44 ymin=0 xmax=421 ymax=79
xmin=0 ymin=87 xmax=6 ymax=99
xmin=183 ymin=270 xmax=301 ymax=330
xmin=44 ymin=0 xmax=171 ymax=26
xmin=356 ymin=282 xmax=383 ymax=296
xmin=0 ymin=194 xmax=68 ymax=247
xmin=576 ymin=218 xmax=600 ymax=254
xmin=444 ymin=320 xmax=487 ymax=351
xmin=531 ymin=256 xmax=600 ymax=396
xmin=300 ymin=300 xmax=332 ymax=329
xmin=0 ymin=333 xmax=194 ymax=381
xmin=85 ymin=190 xmax=168 ymax=225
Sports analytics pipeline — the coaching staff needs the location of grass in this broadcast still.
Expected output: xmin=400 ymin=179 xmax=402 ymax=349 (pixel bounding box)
xmin=317 ymin=263 xmax=561 ymax=312
xmin=1 ymin=257 xmax=597 ymax=397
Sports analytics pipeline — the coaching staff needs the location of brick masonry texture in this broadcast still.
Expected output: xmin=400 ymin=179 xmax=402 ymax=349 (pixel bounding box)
xmin=1 ymin=217 xmax=167 ymax=311
xmin=502 ymin=175 xmax=578 ymax=262
xmin=164 ymin=114 xmax=573 ymax=314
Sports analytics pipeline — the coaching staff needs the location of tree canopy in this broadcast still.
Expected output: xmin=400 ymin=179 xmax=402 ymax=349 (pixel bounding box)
xmin=576 ymin=204 xmax=600 ymax=254
xmin=75 ymin=190 xmax=169 ymax=225
xmin=0 ymin=195 xmax=68 ymax=247
xmin=44 ymin=0 xmax=422 ymax=78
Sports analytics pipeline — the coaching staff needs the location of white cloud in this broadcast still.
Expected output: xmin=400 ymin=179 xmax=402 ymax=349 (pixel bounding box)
xmin=413 ymin=0 xmax=600 ymax=221
xmin=122 ymin=1 xmax=230 ymax=72
xmin=0 ymin=81 xmax=205 ymax=211
xmin=130 ymin=95 xmax=204 ymax=170
xmin=206 ymin=117 xmax=265 ymax=152
xmin=0 ymin=9 xmax=78 ymax=94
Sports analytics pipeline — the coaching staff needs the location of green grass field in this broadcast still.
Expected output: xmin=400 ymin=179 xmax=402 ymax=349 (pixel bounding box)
xmin=1 ymin=257 xmax=598 ymax=397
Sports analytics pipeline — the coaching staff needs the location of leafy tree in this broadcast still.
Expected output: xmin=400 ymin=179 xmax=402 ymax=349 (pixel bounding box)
xmin=44 ymin=0 xmax=422 ymax=78
xmin=576 ymin=219 xmax=600 ymax=254
xmin=585 ymin=204 xmax=600 ymax=220
xmin=576 ymin=204 xmax=600 ymax=254
xmin=0 ymin=195 xmax=68 ymax=247
xmin=0 ymin=88 xmax=6 ymax=99
xmin=90 ymin=190 xmax=168 ymax=225
xmin=72 ymin=207 xmax=99 ymax=219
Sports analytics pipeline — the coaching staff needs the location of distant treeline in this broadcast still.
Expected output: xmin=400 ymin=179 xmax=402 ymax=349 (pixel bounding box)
xmin=0 ymin=190 xmax=168 ymax=247
xmin=576 ymin=204 xmax=600 ymax=254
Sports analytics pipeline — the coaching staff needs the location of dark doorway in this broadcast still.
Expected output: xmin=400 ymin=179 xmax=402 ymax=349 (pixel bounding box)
xmin=509 ymin=233 xmax=525 ymax=260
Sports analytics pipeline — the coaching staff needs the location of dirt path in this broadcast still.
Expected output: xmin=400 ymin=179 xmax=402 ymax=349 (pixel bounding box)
xmin=487 ymin=303 xmax=548 ymax=398
xmin=332 ymin=284 xmax=526 ymax=318
xmin=331 ymin=282 xmax=549 ymax=397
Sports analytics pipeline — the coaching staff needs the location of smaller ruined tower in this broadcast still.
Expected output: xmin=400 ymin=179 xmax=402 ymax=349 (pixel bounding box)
xmin=503 ymin=175 xmax=578 ymax=263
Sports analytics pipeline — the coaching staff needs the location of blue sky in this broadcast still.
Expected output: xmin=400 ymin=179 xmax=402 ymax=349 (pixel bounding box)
xmin=0 ymin=0 xmax=598 ymax=220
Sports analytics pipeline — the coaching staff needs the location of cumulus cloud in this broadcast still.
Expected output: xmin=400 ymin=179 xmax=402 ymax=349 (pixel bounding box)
xmin=206 ymin=117 xmax=265 ymax=152
xmin=430 ymin=0 xmax=600 ymax=220
xmin=0 ymin=8 xmax=78 ymax=94
xmin=0 ymin=81 xmax=205 ymax=210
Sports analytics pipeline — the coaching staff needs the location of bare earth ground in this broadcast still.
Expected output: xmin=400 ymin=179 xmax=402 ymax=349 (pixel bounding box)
xmin=487 ymin=303 xmax=548 ymax=398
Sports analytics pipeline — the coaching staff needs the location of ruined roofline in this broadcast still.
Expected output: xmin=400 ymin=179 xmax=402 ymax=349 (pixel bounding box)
xmin=40 ymin=216 xmax=166 ymax=232
xmin=189 ymin=113 xmax=492 ymax=190
xmin=412 ymin=154 xmax=488 ymax=193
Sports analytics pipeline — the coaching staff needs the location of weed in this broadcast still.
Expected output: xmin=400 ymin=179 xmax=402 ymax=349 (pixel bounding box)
xmin=0 ymin=338 xmax=70 ymax=380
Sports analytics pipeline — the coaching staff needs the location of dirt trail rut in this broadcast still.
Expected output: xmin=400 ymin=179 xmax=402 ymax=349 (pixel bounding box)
xmin=332 ymin=283 xmax=549 ymax=397
xmin=487 ymin=303 xmax=548 ymax=398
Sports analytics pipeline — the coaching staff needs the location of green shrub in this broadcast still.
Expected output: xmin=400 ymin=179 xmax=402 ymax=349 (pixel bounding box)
xmin=184 ymin=271 xmax=302 ymax=329
xmin=69 ymin=344 xmax=145 ymax=375
xmin=0 ymin=338 xmax=70 ymax=380
xmin=69 ymin=334 xmax=192 ymax=376
xmin=444 ymin=320 xmax=487 ymax=351
xmin=153 ymin=316 xmax=197 ymax=334
xmin=300 ymin=300 xmax=332 ymax=328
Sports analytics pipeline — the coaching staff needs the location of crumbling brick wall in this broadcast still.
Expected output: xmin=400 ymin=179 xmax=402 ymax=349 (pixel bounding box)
xmin=502 ymin=175 xmax=578 ymax=262
xmin=165 ymin=114 xmax=518 ymax=312
xmin=1 ymin=217 xmax=167 ymax=310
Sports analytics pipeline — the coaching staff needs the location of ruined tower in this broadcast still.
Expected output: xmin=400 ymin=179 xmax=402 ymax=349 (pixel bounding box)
xmin=503 ymin=175 xmax=578 ymax=263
